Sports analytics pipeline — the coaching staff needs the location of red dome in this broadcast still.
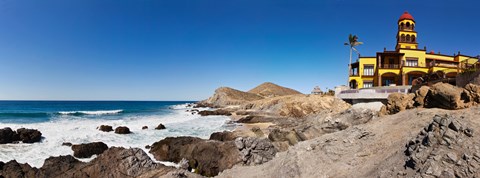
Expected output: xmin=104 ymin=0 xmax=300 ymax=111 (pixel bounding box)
xmin=399 ymin=11 xmax=414 ymax=21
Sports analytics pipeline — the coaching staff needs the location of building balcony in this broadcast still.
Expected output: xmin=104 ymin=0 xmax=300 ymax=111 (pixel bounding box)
xmin=379 ymin=64 xmax=401 ymax=69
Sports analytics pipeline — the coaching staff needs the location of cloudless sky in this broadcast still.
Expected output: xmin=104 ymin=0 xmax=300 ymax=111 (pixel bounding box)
xmin=0 ymin=0 xmax=479 ymax=100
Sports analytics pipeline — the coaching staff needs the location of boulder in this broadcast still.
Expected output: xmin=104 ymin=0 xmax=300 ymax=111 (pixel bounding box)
xmin=464 ymin=83 xmax=480 ymax=103
xmin=62 ymin=142 xmax=72 ymax=147
xmin=234 ymin=137 xmax=276 ymax=165
xmin=149 ymin=136 xmax=242 ymax=176
xmin=98 ymin=125 xmax=113 ymax=132
xmin=114 ymin=126 xmax=131 ymax=134
xmin=155 ymin=124 xmax=166 ymax=130
xmin=16 ymin=128 xmax=42 ymax=143
xmin=38 ymin=155 xmax=82 ymax=178
xmin=413 ymin=86 xmax=430 ymax=107
xmin=142 ymin=126 xmax=148 ymax=130
xmin=426 ymin=83 xmax=471 ymax=109
xmin=71 ymin=142 xmax=108 ymax=158
xmin=383 ymin=93 xmax=415 ymax=114
xmin=198 ymin=109 xmax=232 ymax=116
xmin=209 ymin=131 xmax=237 ymax=141
xmin=0 ymin=127 xmax=18 ymax=144
xmin=268 ymin=128 xmax=302 ymax=145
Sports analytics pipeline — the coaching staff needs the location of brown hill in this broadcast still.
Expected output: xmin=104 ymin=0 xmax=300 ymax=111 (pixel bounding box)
xmin=200 ymin=87 xmax=264 ymax=108
xmin=248 ymin=82 xmax=302 ymax=98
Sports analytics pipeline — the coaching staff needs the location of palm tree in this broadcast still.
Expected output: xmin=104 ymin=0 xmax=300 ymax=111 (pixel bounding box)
xmin=344 ymin=34 xmax=363 ymax=87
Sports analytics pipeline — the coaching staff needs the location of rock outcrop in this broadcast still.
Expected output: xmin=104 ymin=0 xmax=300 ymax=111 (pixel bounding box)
xmin=114 ymin=126 xmax=131 ymax=134
xmin=71 ymin=142 xmax=108 ymax=158
xmin=247 ymin=82 xmax=302 ymax=98
xmin=234 ymin=137 xmax=276 ymax=165
xmin=198 ymin=109 xmax=232 ymax=116
xmin=209 ymin=131 xmax=237 ymax=141
xmin=98 ymin=125 xmax=113 ymax=132
xmin=242 ymin=94 xmax=350 ymax=118
xmin=149 ymin=136 xmax=242 ymax=176
xmin=16 ymin=128 xmax=42 ymax=143
xmin=0 ymin=127 xmax=42 ymax=144
xmin=0 ymin=147 xmax=183 ymax=178
xmin=401 ymin=114 xmax=478 ymax=177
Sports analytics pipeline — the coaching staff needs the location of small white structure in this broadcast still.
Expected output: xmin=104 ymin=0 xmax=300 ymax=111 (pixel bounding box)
xmin=311 ymin=86 xmax=323 ymax=95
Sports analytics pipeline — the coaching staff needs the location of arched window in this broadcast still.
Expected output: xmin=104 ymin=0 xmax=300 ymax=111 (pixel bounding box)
xmin=412 ymin=24 xmax=415 ymax=30
xmin=406 ymin=22 xmax=411 ymax=29
xmin=400 ymin=22 xmax=404 ymax=30
xmin=406 ymin=35 xmax=411 ymax=42
xmin=401 ymin=34 xmax=406 ymax=42
xmin=411 ymin=35 xmax=416 ymax=43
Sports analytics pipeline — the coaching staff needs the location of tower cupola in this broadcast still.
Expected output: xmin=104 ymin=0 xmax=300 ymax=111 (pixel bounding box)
xmin=396 ymin=11 xmax=418 ymax=50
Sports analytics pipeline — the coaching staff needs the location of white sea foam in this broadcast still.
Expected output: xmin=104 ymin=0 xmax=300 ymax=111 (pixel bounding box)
xmin=58 ymin=109 xmax=124 ymax=115
xmin=0 ymin=104 xmax=232 ymax=168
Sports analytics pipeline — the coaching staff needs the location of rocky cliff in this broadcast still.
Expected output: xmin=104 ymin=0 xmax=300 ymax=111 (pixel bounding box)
xmin=248 ymin=82 xmax=302 ymax=98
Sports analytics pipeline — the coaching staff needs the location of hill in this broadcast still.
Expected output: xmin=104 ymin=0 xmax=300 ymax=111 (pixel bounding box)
xmin=248 ymin=82 xmax=302 ymax=98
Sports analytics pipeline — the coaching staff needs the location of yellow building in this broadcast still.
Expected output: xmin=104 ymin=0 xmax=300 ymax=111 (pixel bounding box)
xmin=348 ymin=12 xmax=477 ymax=89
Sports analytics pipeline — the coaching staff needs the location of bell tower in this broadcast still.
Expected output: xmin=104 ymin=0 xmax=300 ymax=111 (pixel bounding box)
xmin=396 ymin=11 xmax=417 ymax=50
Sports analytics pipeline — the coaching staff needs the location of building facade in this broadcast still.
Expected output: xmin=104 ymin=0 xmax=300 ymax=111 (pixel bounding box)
xmin=348 ymin=12 xmax=477 ymax=89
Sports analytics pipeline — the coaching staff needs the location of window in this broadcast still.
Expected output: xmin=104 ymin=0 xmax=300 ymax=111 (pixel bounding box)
xmin=363 ymin=81 xmax=373 ymax=88
xmin=405 ymin=57 xmax=418 ymax=67
xmin=363 ymin=65 xmax=374 ymax=76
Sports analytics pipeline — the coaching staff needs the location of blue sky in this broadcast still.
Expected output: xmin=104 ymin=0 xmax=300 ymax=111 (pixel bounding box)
xmin=0 ymin=0 xmax=479 ymax=100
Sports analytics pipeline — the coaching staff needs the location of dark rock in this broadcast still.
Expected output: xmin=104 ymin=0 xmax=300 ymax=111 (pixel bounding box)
xmin=62 ymin=142 xmax=72 ymax=146
xmin=16 ymin=128 xmax=42 ymax=143
xmin=155 ymin=124 xmax=166 ymax=130
xmin=0 ymin=127 xmax=18 ymax=144
xmin=145 ymin=145 xmax=151 ymax=149
xmin=198 ymin=109 xmax=232 ymax=116
xmin=71 ymin=142 xmax=108 ymax=158
xmin=0 ymin=160 xmax=38 ymax=178
xmin=149 ymin=136 xmax=242 ymax=176
xmin=98 ymin=125 xmax=113 ymax=132
xmin=142 ymin=126 xmax=148 ymax=130
xmin=114 ymin=126 xmax=131 ymax=134
xmin=209 ymin=131 xmax=237 ymax=141
xmin=236 ymin=115 xmax=274 ymax=123
xmin=39 ymin=155 xmax=82 ymax=178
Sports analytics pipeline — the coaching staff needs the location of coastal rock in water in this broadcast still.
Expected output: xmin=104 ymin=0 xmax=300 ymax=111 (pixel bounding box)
xmin=142 ymin=126 xmax=148 ymax=130
xmin=62 ymin=142 xmax=72 ymax=147
xmin=155 ymin=124 xmax=166 ymax=130
xmin=235 ymin=137 xmax=276 ymax=165
xmin=209 ymin=131 xmax=237 ymax=141
xmin=0 ymin=127 xmax=18 ymax=144
xmin=149 ymin=136 xmax=242 ymax=176
xmin=247 ymin=82 xmax=302 ymax=98
xmin=16 ymin=128 xmax=42 ymax=143
xmin=115 ymin=126 xmax=131 ymax=134
xmin=98 ymin=125 xmax=113 ymax=132
xmin=382 ymin=93 xmax=415 ymax=114
xmin=71 ymin=142 xmax=108 ymax=158
xmin=198 ymin=109 xmax=232 ymax=116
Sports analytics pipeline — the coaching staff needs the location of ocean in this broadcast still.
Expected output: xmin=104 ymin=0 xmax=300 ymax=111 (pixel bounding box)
xmin=0 ymin=101 xmax=233 ymax=167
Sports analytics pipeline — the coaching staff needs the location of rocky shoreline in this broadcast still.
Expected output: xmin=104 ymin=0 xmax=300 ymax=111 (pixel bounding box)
xmin=3 ymin=82 xmax=480 ymax=177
